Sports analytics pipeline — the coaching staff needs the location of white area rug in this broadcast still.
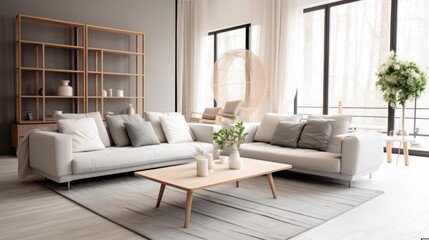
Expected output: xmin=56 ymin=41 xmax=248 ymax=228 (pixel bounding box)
xmin=44 ymin=174 xmax=382 ymax=240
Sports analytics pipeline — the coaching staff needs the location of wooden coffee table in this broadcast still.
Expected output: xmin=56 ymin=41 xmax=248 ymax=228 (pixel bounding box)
xmin=134 ymin=158 xmax=292 ymax=228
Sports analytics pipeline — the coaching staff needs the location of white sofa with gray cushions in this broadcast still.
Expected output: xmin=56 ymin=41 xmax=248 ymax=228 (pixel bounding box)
xmin=28 ymin=112 xmax=218 ymax=188
xmin=238 ymin=113 xmax=384 ymax=185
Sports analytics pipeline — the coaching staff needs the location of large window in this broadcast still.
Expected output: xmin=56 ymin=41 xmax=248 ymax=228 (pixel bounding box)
xmin=297 ymin=10 xmax=325 ymax=115
xmin=208 ymin=24 xmax=250 ymax=62
xmin=208 ymin=24 xmax=250 ymax=105
xmin=328 ymin=0 xmax=391 ymax=129
xmin=297 ymin=0 xmax=429 ymax=136
xmin=397 ymin=0 xmax=429 ymax=136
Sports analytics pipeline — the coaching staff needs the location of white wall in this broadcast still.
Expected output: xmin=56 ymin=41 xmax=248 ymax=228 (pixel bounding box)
xmin=207 ymin=0 xmax=252 ymax=31
xmin=207 ymin=0 xmax=338 ymax=31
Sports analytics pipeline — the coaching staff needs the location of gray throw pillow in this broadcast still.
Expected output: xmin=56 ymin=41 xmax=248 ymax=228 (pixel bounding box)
xmin=271 ymin=121 xmax=306 ymax=148
xmin=124 ymin=122 xmax=160 ymax=147
xmin=105 ymin=114 xmax=143 ymax=146
xmin=298 ymin=120 xmax=333 ymax=151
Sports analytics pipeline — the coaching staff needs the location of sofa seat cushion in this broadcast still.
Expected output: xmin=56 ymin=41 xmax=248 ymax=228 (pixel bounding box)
xmin=72 ymin=142 xmax=213 ymax=174
xmin=239 ymin=142 xmax=341 ymax=173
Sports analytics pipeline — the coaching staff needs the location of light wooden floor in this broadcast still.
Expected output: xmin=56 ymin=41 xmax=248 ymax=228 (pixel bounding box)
xmin=0 ymin=154 xmax=428 ymax=240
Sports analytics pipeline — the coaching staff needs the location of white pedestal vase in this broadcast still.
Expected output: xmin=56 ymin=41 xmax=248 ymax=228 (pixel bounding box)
xmin=229 ymin=145 xmax=242 ymax=170
xmin=58 ymin=80 xmax=73 ymax=96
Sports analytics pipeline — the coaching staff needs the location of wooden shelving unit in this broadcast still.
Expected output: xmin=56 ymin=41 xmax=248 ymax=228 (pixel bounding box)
xmin=15 ymin=14 xmax=86 ymax=123
xmin=86 ymin=24 xmax=144 ymax=117
xmin=13 ymin=14 xmax=145 ymax=148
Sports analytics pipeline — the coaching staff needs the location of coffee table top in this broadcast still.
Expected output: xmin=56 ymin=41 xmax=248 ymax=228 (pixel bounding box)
xmin=134 ymin=158 xmax=291 ymax=191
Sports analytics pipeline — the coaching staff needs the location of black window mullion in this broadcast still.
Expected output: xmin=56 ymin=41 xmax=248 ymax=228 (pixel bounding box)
xmin=323 ymin=6 xmax=330 ymax=115
xmin=387 ymin=0 xmax=398 ymax=133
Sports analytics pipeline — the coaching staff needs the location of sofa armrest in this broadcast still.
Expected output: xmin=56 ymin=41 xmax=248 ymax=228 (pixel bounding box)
xmin=29 ymin=131 xmax=73 ymax=178
xmin=340 ymin=131 xmax=384 ymax=175
xmin=188 ymin=123 xmax=222 ymax=143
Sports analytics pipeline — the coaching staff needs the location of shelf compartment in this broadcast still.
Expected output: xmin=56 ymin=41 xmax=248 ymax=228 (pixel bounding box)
xmin=88 ymin=47 xmax=143 ymax=56
xmin=20 ymin=67 xmax=85 ymax=73
xmin=19 ymin=40 xmax=84 ymax=50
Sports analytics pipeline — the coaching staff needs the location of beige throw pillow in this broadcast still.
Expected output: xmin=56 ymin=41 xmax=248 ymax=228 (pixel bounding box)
xmin=254 ymin=113 xmax=302 ymax=143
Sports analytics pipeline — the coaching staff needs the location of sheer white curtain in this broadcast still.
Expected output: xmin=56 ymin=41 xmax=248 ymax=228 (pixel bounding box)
xmin=177 ymin=0 xmax=211 ymax=120
xmin=249 ymin=0 xmax=300 ymax=121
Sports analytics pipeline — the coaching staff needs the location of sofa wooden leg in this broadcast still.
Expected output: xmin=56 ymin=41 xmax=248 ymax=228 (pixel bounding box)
xmin=67 ymin=182 xmax=71 ymax=190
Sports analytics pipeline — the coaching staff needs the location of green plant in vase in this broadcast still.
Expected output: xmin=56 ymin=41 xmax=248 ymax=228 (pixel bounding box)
xmin=213 ymin=121 xmax=248 ymax=169
xmin=376 ymin=52 xmax=427 ymax=137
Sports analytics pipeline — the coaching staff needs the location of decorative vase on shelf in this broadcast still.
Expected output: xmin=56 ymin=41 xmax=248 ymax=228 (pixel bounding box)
xmin=57 ymin=80 xmax=73 ymax=96
xmin=126 ymin=104 xmax=135 ymax=115
xmin=229 ymin=144 xmax=242 ymax=170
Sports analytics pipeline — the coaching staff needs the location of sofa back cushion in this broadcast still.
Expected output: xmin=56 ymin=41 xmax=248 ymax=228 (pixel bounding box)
xmin=105 ymin=114 xmax=144 ymax=147
xmin=307 ymin=114 xmax=352 ymax=152
xmin=57 ymin=118 xmax=105 ymax=153
xmin=144 ymin=112 xmax=181 ymax=142
xmin=297 ymin=120 xmax=333 ymax=151
xmin=124 ymin=122 xmax=160 ymax=147
xmin=55 ymin=112 xmax=110 ymax=147
xmin=254 ymin=113 xmax=302 ymax=143
xmin=271 ymin=121 xmax=306 ymax=148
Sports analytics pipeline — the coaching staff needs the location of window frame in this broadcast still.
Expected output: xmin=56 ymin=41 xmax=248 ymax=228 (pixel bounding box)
xmin=297 ymin=0 xmax=398 ymax=133
xmin=208 ymin=23 xmax=251 ymax=106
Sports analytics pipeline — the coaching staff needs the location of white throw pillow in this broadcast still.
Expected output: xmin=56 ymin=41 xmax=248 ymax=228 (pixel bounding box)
xmin=254 ymin=113 xmax=302 ymax=143
xmin=160 ymin=115 xmax=194 ymax=143
xmin=144 ymin=112 xmax=181 ymax=142
xmin=57 ymin=118 xmax=105 ymax=153
xmin=55 ymin=112 xmax=110 ymax=147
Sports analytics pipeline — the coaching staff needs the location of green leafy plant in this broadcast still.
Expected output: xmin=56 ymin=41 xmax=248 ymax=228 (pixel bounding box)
xmin=376 ymin=52 xmax=427 ymax=134
xmin=376 ymin=52 xmax=427 ymax=108
xmin=212 ymin=121 xmax=248 ymax=150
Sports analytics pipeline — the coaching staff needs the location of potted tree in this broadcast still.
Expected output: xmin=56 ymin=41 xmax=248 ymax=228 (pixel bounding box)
xmin=212 ymin=121 xmax=248 ymax=169
xmin=376 ymin=52 xmax=427 ymax=138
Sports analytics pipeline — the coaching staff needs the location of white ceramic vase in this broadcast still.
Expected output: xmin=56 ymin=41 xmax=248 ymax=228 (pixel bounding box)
xmin=229 ymin=144 xmax=242 ymax=170
xmin=58 ymin=80 xmax=73 ymax=96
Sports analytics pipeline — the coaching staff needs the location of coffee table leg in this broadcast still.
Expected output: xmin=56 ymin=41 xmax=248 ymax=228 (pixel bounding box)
xmin=267 ymin=173 xmax=277 ymax=199
xmin=236 ymin=181 xmax=239 ymax=188
xmin=184 ymin=190 xmax=193 ymax=228
xmin=156 ymin=184 xmax=166 ymax=208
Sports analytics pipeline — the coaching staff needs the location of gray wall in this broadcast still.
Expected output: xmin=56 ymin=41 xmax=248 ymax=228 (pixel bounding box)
xmin=0 ymin=0 xmax=176 ymax=155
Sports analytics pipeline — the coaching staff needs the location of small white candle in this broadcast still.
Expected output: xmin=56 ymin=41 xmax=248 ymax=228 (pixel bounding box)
xmin=102 ymin=90 xmax=107 ymax=97
xmin=196 ymin=156 xmax=208 ymax=177
xmin=219 ymin=156 xmax=228 ymax=164
xmin=205 ymin=153 xmax=214 ymax=170
xmin=108 ymin=89 xmax=113 ymax=97
xmin=116 ymin=89 xmax=124 ymax=97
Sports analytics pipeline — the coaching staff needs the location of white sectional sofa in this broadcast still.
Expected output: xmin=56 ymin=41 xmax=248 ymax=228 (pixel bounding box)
xmin=26 ymin=112 xmax=384 ymax=189
xmin=28 ymin=123 xmax=216 ymax=189
xmin=239 ymin=122 xmax=384 ymax=185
